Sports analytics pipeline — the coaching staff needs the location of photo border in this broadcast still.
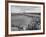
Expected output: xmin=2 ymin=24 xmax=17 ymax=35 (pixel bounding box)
xmin=5 ymin=0 xmax=45 ymax=37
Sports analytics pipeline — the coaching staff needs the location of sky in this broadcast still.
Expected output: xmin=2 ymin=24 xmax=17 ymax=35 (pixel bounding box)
xmin=11 ymin=5 xmax=41 ymax=13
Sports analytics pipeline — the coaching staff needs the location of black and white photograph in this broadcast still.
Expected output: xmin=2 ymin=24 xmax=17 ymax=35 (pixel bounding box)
xmin=8 ymin=2 xmax=44 ymax=35
xmin=11 ymin=6 xmax=41 ymax=31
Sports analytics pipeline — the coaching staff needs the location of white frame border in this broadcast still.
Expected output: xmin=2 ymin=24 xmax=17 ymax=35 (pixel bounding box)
xmin=8 ymin=3 xmax=43 ymax=34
